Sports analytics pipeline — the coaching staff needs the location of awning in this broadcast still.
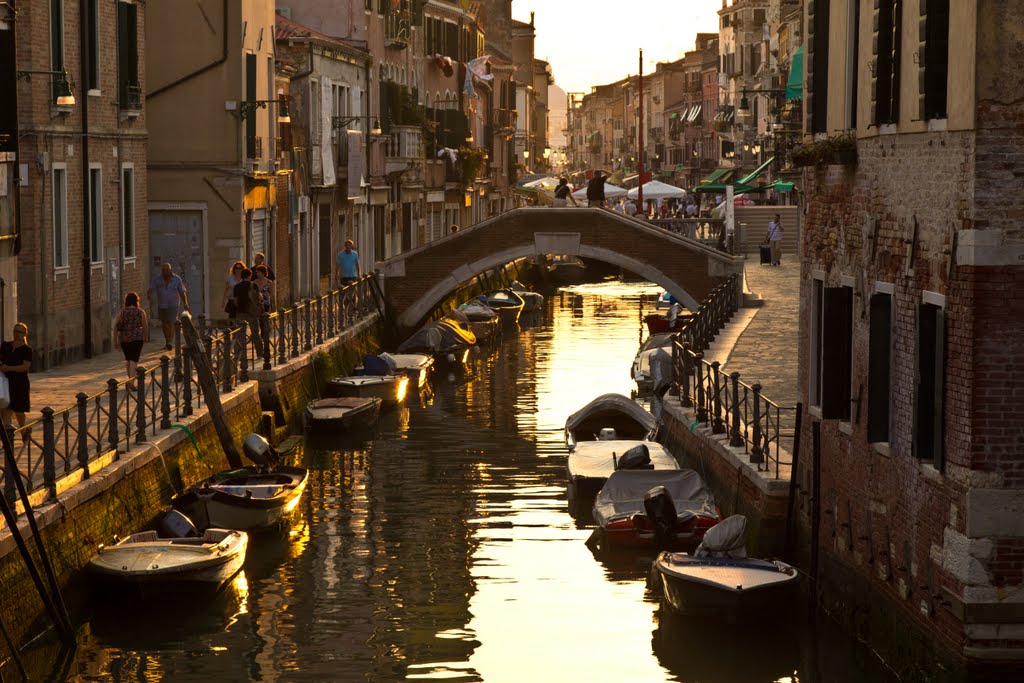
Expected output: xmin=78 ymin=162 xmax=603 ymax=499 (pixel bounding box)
xmin=701 ymin=168 xmax=733 ymax=184
xmin=693 ymin=181 xmax=755 ymax=195
xmin=738 ymin=157 xmax=776 ymax=186
xmin=786 ymin=46 xmax=804 ymax=101
xmin=689 ymin=104 xmax=702 ymax=122
xmin=771 ymin=180 xmax=795 ymax=192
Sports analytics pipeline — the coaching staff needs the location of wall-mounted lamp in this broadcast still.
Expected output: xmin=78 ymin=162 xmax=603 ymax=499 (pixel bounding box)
xmin=543 ymin=146 xmax=551 ymax=159
xmin=332 ymin=115 xmax=383 ymax=135
xmin=465 ymin=130 xmax=475 ymax=144
xmin=17 ymin=68 xmax=76 ymax=107
xmin=239 ymin=98 xmax=291 ymax=122
xmin=737 ymin=88 xmax=788 ymax=115
xmin=523 ymin=149 xmax=530 ymax=159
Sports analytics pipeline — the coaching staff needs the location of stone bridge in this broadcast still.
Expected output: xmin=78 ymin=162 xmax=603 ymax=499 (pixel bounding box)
xmin=377 ymin=207 xmax=745 ymax=331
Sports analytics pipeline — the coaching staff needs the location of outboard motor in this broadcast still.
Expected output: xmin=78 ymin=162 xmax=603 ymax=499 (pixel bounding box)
xmin=243 ymin=433 xmax=279 ymax=470
xmin=643 ymin=485 xmax=679 ymax=549
xmin=616 ymin=443 xmax=652 ymax=470
xmin=362 ymin=354 xmax=392 ymax=376
xmin=597 ymin=427 xmax=617 ymax=441
xmin=161 ymin=509 xmax=199 ymax=538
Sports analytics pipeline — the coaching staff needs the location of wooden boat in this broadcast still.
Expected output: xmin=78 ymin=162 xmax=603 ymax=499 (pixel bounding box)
xmin=544 ymin=255 xmax=586 ymax=285
xmin=88 ymin=528 xmax=247 ymax=590
xmin=458 ymin=301 xmax=502 ymax=342
xmin=644 ymin=303 xmax=692 ymax=334
xmin=509 ymin=281 xmax=544 ymax=313
xmin=325 ymin=374 xmax=409 ymax=407
xmin=564 ymin=393 xmax=658 ymax=450
xmin=478 ymin=289 xmax=525 ymax=324
xmin=632 ymin=334 xmax=675 ymax=394
xmin=304 ymin=396 xmax=382 ymax=432
xmin=567 ymin=439 xmax=677 ymax=502
xmin=398 ymin=318 xmax=476 ymax=369
xmin=651 ymin=515 xmax=799 ymax=621
xmin=355 ymin=353 xmax=434 ymax=388
xmin=592 ymin=469 xmax=719 ymax=551
xmin=173 ymin=465 xmax=310 ymax=532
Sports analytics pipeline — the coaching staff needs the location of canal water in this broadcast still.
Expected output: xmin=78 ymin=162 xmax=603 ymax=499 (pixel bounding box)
xmin=71 ymin=280 xmax=898 ymax=682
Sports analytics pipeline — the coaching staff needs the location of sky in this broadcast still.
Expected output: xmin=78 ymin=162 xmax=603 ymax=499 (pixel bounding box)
xmin=510 ymin=0 xmax=722 ymax=94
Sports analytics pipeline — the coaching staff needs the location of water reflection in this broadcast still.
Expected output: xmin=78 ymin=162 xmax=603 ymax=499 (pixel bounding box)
xmin=71 ymin=280 xmax=896 ymax=682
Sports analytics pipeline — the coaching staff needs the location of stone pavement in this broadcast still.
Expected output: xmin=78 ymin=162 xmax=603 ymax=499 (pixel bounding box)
xmin=20 ymin=343 xmax=177 ymax=426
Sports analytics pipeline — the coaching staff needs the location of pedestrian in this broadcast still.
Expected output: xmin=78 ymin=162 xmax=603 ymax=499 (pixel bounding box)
xmin=0 ymin=323 xmax=32 ymax=437
xmin=764 ymin=213 xmax=784 ymax=266
xmin=233 ymin=268 xmax=264 ymax=356
xmin=624 ymin=199 xmax=638 ymax=217
xmin=686 ymin=200 xmax=698 ymax=217
xmin=253 ymin=265 xmax=274 ymax=312
xmin=336 ymin=239 xmax=361 ymax=288
xmin=613 ymin=200 xmax=625 ymax=215
xmin=252 ymin=251 xmax=276 ymax=281
xmin=147 ymin=262 xmax=189 ymax=350
xmin=553 ymin=178 xmax=578 ymax=207
xmin=113 ymin=292 xmax=150 ymax=380
xmin=223 ymin=260 xmax=245 ymax=322
xmin=586 ymin=170 xmax=608 ymax=207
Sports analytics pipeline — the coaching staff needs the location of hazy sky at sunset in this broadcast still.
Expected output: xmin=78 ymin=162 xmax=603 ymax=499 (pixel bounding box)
xmin=511 ymin=0 xmax=722 ymax=94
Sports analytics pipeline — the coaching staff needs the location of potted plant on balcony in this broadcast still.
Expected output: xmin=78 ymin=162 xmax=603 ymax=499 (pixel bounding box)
xmin=459 ymin=147 xmax=488 ymax=186
xmin=790 ymin=143 xmax=821 ymax=168
xmin=829 ymin=131 xmax=857 ymax=165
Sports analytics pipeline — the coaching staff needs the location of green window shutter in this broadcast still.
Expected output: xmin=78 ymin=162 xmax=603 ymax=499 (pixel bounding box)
xmin=821 ymin=287 xmax=854 ymax=420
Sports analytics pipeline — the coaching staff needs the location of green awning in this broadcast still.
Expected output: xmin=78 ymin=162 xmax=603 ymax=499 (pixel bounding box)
xmin=693 ymin=181 xmax=755 ymax=195
xmin=701 ymin=167 xmax=733 ymax=184
xmin=785 ymin=46 xmax=804 ymax=101
xmin=738 ymin=157 xmax=776 ymax=186
xmin=772 ymin=180 xmax=795 ymax=192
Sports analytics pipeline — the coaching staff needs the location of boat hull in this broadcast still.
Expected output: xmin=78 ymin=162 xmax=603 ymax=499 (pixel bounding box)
xmin=304 ymin=397 xmax=381 ymax=432
xmin=326 ymin=375 xmax=409 ymax=407
xmin=468 ymin=317 xmax=501 ymax=342
xmin=173 ymin=466 xmax=309 ymax=532
xmin=654 ymin=553 xmax=800 ymax=621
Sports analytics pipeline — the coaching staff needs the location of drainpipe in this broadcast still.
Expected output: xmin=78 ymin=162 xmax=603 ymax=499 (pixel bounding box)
xmin=80 ymin=0 xmax=92 ymax=356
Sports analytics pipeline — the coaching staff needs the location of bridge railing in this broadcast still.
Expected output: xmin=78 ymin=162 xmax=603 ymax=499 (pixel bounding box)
xmin=667 ymin=272 xmax=797 ymax=479
xmin=0 ymin=275 xmax=382 ymax=505
xmin=648 ymin=218 xmax=735 ymax=254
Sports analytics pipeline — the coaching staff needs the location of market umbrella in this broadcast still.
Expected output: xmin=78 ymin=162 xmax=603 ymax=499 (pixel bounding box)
xmin=626 ymin=180 xmax=688 ymax=200
xmin=522 ymin=176 xmax=559 ymax=191
xmin=571 ymin=183 xmax=628 ymax=200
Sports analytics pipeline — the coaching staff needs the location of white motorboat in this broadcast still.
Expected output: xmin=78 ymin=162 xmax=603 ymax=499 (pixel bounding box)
xmin=564 ymin=393 xmax=658 ymax=450
xmin=326 ymin=374 xmax=410 ymax=407
xmin=88 ymin=528 xmax=247 ymax=590
xmin=356 ymin=353 xmax=435 ymax=388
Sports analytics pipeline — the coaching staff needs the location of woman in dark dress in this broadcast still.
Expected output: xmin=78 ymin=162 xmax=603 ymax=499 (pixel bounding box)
xmin=114 ymin=292 xmax=150 ymax=379
xmin=1 ymin=322 xmax=32 ymax=433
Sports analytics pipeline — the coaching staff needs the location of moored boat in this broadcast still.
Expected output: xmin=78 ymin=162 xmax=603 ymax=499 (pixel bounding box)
xmin=508 ymin=280 xmax=544 ymax=313
xmin=172 ymin=435 xmax=309 ymax=532
xmin=644 ymin=303 xmax=692 ymax=334
xmin=544 ymin=255 xmax=586 ymax=285
xmin=355 ymin=353 xmax=435 ymax=388
xmin=632 ymin=334 xmax=675 ymax=394
xmin=565 ymin=393 xmax=658 ymax=450
xmin=592 ymin=469 xmax=719 ymax=551
xmin=458 ymin=301 xmax=502 ymax=342
xmin=567 ymin=439 xmax=677 ymax=503
xmin=398 ymin=318 xmax=476 ymax=369
xmin=478 ymin=289 xmax=525 ymax=324
xmin=304 ymin=396 xmax=382 ymax=432
xmin=88 ymin=528 xmax=247 ymax=591
xmin=651 ymin=515 xmax=800 ymax=621
xmin=325 ymin=374 xmax=410 ymax=407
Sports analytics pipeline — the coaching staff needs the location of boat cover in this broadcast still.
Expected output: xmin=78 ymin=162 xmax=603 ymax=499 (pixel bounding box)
xmin=694 ymin=514 xmax=748 ymax=558
xmin=398 ymin=325 xmax=444 ymax=354
xmin=593 ymin=469 xmax=715 ymax=527
xmin=437 ymin=318 xmax=477 ymax=345
xmin=482 ymin=289 xmax=525 ymax=307
xmin=568 ymin=440 xmax=678 ymax=480
xmin=447 ymin=308 xmax=471 ymax=324
xmin=565 ymin=393 xmax=657 ymax=435
xmin=362 ymin=354 xmax=395 ymax=375
xmin=459 ymin=300 xmax=499 ymax=320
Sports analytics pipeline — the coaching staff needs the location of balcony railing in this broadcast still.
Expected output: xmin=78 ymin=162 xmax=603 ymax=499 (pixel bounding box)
xmin=120 ymin=83 xmax=141 ymax=112
xmin=385 ymin=10 xmax=412 ymax=48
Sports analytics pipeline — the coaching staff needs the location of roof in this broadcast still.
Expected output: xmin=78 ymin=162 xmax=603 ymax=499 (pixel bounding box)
xmin=275 ymin=13 xmax=370 ymax=62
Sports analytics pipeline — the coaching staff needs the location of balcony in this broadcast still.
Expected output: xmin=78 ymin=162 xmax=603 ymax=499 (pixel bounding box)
xmin=384 ymin=125 xmax=422 ymax=174
xmin=385 ymin=10 xmax=412 ymax=49
xmin=119 ymin=83 xmax=141 ymax=113
xmin=651 ymin=127 xmax=665 ymax=143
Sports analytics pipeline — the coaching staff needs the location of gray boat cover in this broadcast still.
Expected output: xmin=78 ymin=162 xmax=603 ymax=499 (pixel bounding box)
xmin=694 ymin=514 xmax=748 ymax=559
xmin=397 ymin=325 xmax=444 ymax=354
xmin=565 ymin=393 xmax=658 ymax=436
xmin=567 ymin=440 xmax=678 ymax=480
xmin=447 ymin=308 xmax=471 ymax=324
xmin=593 ymin=469 xmax=715 ymax=527
xmin=459 ymin=301 xmax=499 ymax=320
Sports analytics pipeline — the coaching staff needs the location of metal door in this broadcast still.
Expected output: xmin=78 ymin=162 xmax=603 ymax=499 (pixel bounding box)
xmin=149 ymin=210 xmax=205 ymax=316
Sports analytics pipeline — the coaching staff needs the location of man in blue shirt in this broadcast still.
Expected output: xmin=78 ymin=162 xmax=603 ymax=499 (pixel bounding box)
xmin=336 ymin=240 xmax=360 ymax=288
xmin=147 ymin=262 xmax=189 ymax=350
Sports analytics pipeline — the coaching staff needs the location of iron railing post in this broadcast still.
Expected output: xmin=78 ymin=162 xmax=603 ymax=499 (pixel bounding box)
xmin=711 ymin=361 xmax=725 ymax=434
xmin=182 ymin=350 xmax=194 ymax=416
xmin=41 ymin=407 xmax=56 ymax=501
xmin=261 ymin=313 xmax=272 ymax=370
xmin=316 ymin=296 xmax=324 ymax=345
xmin=198 ymin=314 xmax=207 ymax=339
xmin=291 ymin=304 xmax=300 ymax=358
xmin=751 ymin=383 xmax=764 ymax=465
xmin=276 ymin=309 xmax=286 ymax=365
xmin=694 ymin=353 xmax=708 ymax=423
xmin=76 ymin=392 xmax=89 ymax=476
xmin=238 ymin=323 xmax=250 ymax=383
xmin=174 ymin=320 xmax=183 ymax=381
xmin=304 ymin=299 xmax=313 ymax=351
xmin=221 ymin=332 xmax=233 ymax=393
xmin=729 ymin=372 xmax=743 ymax=447
xmin=680 ymin=342 xmax=693 ymax=407
xmin=107 ymin=379 xmax=119 ymax=455
xmin=135 ymin=366 xmax=147 ymax=444
xmin=326 ymin=289 xmax=335 ymax=338
xmin=160 ymin=356 xmax=172 ymax=429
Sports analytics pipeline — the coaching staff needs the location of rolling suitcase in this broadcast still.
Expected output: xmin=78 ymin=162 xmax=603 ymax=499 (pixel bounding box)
xmin=759 ymin=244 xmax=772 ymax=265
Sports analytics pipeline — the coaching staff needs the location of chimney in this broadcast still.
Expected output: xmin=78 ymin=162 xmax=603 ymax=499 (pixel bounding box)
xmin=530 ymin=11 xmax=534 ymax=27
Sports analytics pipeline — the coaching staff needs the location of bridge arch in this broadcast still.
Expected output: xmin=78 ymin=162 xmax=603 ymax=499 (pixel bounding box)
xmin=377 ymin=208 xmax=744 ymax=331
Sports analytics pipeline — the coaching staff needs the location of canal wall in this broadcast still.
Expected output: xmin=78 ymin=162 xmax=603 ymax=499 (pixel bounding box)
xmin=0 ymin=315 xmax=385 ymax=651
xmin=659 ymin=401 xmax=790 ymax=558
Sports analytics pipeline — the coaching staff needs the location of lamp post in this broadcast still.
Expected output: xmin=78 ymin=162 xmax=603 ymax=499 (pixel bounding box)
xmin=638 ymin=48 xmax=644 ymax=211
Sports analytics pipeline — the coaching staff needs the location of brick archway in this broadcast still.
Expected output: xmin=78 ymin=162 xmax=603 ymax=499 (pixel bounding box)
xmin=378 ymin=208 xmax=744 ymax=330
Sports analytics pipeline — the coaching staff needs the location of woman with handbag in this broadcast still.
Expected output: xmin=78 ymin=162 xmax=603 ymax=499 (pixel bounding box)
xmin=113 ymin=292 xmax=150 ymax=380
xmin=0 ymin=322 xmax=32 ymax=436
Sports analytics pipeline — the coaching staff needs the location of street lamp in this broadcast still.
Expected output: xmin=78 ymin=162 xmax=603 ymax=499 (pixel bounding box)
xmin=332 ymin=115 xmax=383 ymax=135
xmin=16 ymin=69 xmax=76 ymax=107
xmin=737 ymin=88 xmax=788 ymax=115
xmin=543 ymin=146 xmax=551 ymax=159
xmin=523 ymin=149 xmax=530 ymax=159
xmin=239 ymin=98 xmax=292 ymax=123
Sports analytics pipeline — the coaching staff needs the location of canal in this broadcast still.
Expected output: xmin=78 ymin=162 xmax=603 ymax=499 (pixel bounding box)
xmin=72 ymin=280 xmax=898 ymax=682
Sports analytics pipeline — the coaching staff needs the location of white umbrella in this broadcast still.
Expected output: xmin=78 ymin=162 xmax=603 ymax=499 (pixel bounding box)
xmin=626 ymin=180 xmax=688 ymax=200
xmin=522 ymin=176 xmax=559 ymax=191
xmin=571 ymin=183 xmax=628 ymax=200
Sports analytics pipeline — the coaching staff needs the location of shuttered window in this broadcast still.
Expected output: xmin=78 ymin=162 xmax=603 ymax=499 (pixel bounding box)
xmin=246 ymin=53 xmax=257 ymax=159
xmin=807 ymin=0 xmax=831 ymax=134
xmin=872 ymin=0 xmax=902 ymax=126
xmin=821 ymin=286 xmax=853 ymax=420
xmin=918 ymin=0 xmax=949 ymax=120
xmin=117 ymin=1 xmax=139 ymax=110
xmin=913 ymin=303 xmax=945 ymax=468
xmin=867 ymin=293 xmax=892 ymax=442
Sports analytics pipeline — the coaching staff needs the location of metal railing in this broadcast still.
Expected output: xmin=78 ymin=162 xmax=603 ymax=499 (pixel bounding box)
xmin=649 ymin=218 xmax=735 ymax=254
xmin=0 ymin=275 xmax=381 ymax=502
xmin=667 ymin=273 xmax=796 ymax=479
